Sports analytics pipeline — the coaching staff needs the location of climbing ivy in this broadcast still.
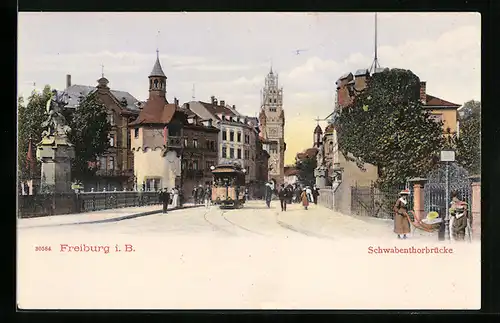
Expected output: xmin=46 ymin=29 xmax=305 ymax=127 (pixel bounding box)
xmin=334 ymin=68 xmax=445 ymax=186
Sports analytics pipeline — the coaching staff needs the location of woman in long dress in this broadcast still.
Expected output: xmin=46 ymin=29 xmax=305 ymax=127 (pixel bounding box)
xmin=393 ymin=189 xmax=411 ymax=239
xmin=300 ymin=188 xmax=310 ymax=210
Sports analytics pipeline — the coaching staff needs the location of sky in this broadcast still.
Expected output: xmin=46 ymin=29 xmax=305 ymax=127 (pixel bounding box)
xmin=18 ymin=12 xmax=481 ymax=164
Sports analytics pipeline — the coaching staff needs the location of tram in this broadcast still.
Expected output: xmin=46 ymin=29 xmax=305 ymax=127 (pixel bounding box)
xmin=210 ymin=164 xmax=247 ymax=208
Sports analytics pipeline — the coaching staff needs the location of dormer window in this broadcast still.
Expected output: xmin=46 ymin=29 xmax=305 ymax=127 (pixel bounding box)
xmin=153 ymin=79 xmax=159 ymax=89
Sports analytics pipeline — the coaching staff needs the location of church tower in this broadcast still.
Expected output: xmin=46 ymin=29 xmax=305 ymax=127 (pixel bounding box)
xmin=259 ymin=66 xmax=286 ymax=184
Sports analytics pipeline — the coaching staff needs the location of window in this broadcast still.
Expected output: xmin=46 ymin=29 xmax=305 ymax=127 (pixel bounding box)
xmin=108 ymin=156 xmax=115 ymax=170
xmin=274 ymin=99 xmax=277 ymax=103
xmin=237 ymin=149 xmax=242 ymax=159
xmin=270 ymin=107 xmax=276 ymax=112
xmin=134 ymin=128 xmax=139 ymax=138
xmin=182 ymin=160 xmax=187 ymax=170
xmin=244 ymin=150 xmax=249 ymax=159
xmin=222 ymin=146 xmax=227 ymax=158
xmin=193 ymin=160 xmax=198 ymax=170
xmin=127 ymin=130 xmax=131 ymax=148
xmin=237 ymin=132 xmax=242 ymax=142
xmin=210 ymin=141 xmax=215 ymax=151
xmin=99 ymin=157 xmax=106 ymax=169
xmin=230 ymin=131 xmax=234 ymax=142
xmin=206 ymin=161 xmax=212 ymax=170
xmin=145 ymin=178 xmax=161 ymax=192
xmin=206 ymin=140 xmax=210 ymax=150
xmin=247 ymin=166 xmax=250 ymax=175
xmin=230 ymin=148 xmax=234 ymax=159
xmin=109 ymin=134 xmax=115 ymax=147
xmin=245 ymin=135 xmax=249 ymax=144
xmin=108 ymin=113 xmax=115 ymax=126
xmin=184 ymin=138 xmax=188 ymax=147
xmin=193 ymin=138 xmax=198 ymax=148
xmin=222 ymin=129 xmax=227 ymax=141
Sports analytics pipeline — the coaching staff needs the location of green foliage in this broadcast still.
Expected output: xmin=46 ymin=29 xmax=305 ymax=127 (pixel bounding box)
xmin=18 ymin=85 xmax=53 ymax=180
xmin=335 ymin=68 xmax=445 ymax=186
xmin=455 ymin=100 xmax=481 ymax=174
xmin=66 ymin=93 xmax=111 ymax=181
xmin=296 ymin=156 xmax=317 ymax=186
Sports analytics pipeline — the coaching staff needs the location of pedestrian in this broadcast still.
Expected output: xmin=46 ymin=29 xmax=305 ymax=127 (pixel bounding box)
xmin=245 ymin=187 xmax=249 ymax=201
xmin=300 ymin=188 xmax=309 ymax=210
xmin=312 ymin=185 xmax=320 ymax=205
xmin=278 ymin=184 xmax=287 ymax=212
xmin=171 ymin=187 xmax=179 ymax=208
xmin=192 ymin=186 xmax=198 ymax=205
xmin=393 ymin=189 xmax=411 ymax=239
xmin=24 ymin=181 xmax=30 ymax=196
xmin=159 ymin=188 xmax=169 ymax=214
xmin=449 ymin=190 xmax=462 ymax=240
xmin=204 ymin=185 xmax=212 ymax=208
xmin=196 ymin=185 xmax=204 ymax=205
xmin=265 ymin=181 xmax=273 ymax=208
xmin=306 ymin=186 xmax=313 ymax=203
xmin=450 ymin=201 xmax=469 ymax=241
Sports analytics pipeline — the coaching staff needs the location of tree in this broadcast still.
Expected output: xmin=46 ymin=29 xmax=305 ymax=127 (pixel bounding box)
xmin=335 ymin=68 xmax=445 ymax=187
xmin=18 ymin=86 xmax=53 ymax=181
xmin=66 ymin=93 xmax=111 ymax=181
xmin=455 ymin=100 xmax=480 ymax=174
xmin=296 ymin=156 xmax=317 ymax=186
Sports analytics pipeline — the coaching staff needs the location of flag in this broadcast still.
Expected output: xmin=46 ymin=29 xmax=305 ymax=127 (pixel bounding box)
xmin=26 ymin=138 xmax=35 ymax=177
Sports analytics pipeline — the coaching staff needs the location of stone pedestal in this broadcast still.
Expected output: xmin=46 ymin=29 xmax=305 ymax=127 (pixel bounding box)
xmin=469 ymin=176 xmax=481 ymax=240
xmin=408 ymin=177 xmax=427 ymax=221
xmin=36 ymin=135 xmax=75 ymax=193
xmin=314 ymin=166 xmax=327 ymax=188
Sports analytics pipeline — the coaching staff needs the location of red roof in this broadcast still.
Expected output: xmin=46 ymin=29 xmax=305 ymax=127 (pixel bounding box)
xmin=129 ymin=96 xmax=176 ymax=126
xmin=424 ymin=94 xmax=460 ymax=108
xmin=296 ymin=147 xmax=318 ymax=160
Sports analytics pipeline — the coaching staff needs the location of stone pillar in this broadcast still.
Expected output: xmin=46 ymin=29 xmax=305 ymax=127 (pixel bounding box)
xmin=408 ymin=178 xmax=427 ymax=221
xmin=36 ymin=136 xmax=75 ymax=193
xmin=314 ymin=166 xmax=327 ymax=188
xmin=470 ymin=176 xmax=481 ymax=240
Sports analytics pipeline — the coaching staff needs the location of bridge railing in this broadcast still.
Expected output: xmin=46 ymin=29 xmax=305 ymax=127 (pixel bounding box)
xmin=17 ymin=191 xmax=161 ymax=218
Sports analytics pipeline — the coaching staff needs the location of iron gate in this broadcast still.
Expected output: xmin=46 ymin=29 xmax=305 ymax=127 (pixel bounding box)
xmin=424 ymin=162 xmax=471 ymax=218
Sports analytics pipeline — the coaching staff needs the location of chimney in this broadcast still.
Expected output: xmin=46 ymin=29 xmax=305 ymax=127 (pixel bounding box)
xmin=220 ymin=100 xmax=225 ymax=106
xmin=185 ymin=103 xmax=190 ymax=110
xmin=211 ymin=96 xmax=216 ymax=105
xmin=207 ymin=119 xmax=212 ymax=127
xmin=420 ymin=81 xmax=427 ymax=105
xmin=174 ymin=97 xmax=179 ymax=107
xmin=66 ymin=74 xmax=71 ymax=88
xmin=232 ymin=104 xmax=236 ymax=110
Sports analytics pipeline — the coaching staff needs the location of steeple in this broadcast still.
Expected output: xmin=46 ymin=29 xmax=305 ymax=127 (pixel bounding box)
xmin=148 ymin=50 xmax=167 ymax=99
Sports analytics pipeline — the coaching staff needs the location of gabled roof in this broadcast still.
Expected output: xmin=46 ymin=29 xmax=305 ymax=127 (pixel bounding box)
xmin=64 ymin=84 xmax=141 ymax=112
xmin=129 ymin=96 xmax=176 ymax=126
xmin=354 ymin=68 xmax=369 ymax=76
xmin=424 ymin=94 xmax=460 ymax=108
xmin=199 ymin=101 xmax=237 ymax=119
xmin=314 ymin=124 xmax=323 ymax=134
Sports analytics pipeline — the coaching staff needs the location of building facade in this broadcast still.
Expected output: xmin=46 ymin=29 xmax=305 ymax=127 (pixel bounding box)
xmin=181 ymin=97 xmax=258 ymax=183
xmin=178 ymin=106 xmax=219 ymax=197
xmin=129 ymin=53 xmax=184 ymax=192
xmin=259 ymin=68 xmax=286 ymax=185
xmin=64 ymin=74 xmax=141 ymax=191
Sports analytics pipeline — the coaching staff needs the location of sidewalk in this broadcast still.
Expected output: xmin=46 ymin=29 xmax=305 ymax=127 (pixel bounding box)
xmin=17 ymin=203 xmax=201 ymax=229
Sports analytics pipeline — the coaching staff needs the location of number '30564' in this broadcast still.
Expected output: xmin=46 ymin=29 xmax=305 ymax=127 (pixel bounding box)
xmin=35 ymin=246 xmax=52 ymax=251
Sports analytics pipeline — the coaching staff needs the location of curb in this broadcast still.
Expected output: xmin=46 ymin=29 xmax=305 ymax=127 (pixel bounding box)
xmin=18 ymin=204 xmax=204 ymax=229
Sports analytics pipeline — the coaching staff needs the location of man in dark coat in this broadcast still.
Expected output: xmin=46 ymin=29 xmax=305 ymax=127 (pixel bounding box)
xmin=264 ymin=182 xmax=273 ymax=208
xmin=278 ymin=184 xmax=287 ymax=212
xmin=159 ymin=188 xmax=170 ymax=214
xmin=312 ymin=185 xmax=320 ymax=205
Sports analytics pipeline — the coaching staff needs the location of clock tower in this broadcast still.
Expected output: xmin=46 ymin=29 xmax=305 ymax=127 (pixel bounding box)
xmin=259 ymin=66 xmax=285 ymax=184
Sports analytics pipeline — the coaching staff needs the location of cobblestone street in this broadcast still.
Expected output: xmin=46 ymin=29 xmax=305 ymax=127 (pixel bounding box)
xmin=18 ymin=201 xmax=480 ymax=309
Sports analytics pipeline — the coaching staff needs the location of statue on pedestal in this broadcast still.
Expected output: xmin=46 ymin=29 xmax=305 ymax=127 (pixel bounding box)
xmin=41 ymin=90 xmax=72 ymax=139
xmin=36 ymin=89 xmax=75 ymax=194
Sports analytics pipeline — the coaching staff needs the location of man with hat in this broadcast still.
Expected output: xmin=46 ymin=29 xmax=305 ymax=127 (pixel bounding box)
xmin=393 ymin=189 xmax=411 ymax=239
xmin=450 ymin=201 xmax=468 ymax=241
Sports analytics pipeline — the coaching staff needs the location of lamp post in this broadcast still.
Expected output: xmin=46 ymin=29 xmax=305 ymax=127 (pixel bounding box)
xmin=440 ymin=149 xmax=455 ymax=241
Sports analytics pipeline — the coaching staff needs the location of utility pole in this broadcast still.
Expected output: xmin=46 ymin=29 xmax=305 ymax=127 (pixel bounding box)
xmin=369 ymin=12 xmax=381 ymax=74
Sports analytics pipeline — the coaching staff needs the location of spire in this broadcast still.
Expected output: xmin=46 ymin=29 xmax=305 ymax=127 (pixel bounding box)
xmin=150 ymin=50 xmax=166 ymax=78
xmin=270 ymin=58 xmax=273 ymax=74
xmin=101 ymin=63 xmax=104 ymax=78
xmin=369 ymin=12 xmax=381 ymax=73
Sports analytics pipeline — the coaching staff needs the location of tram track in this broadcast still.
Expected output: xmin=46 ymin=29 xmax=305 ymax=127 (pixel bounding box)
xmin=220 ymin=209 xmax=267 ymax=236
xmin=202 ymin=207 xmax=236 ymax=236
xmin=274 ymin=211 xmax=336 ymax=241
